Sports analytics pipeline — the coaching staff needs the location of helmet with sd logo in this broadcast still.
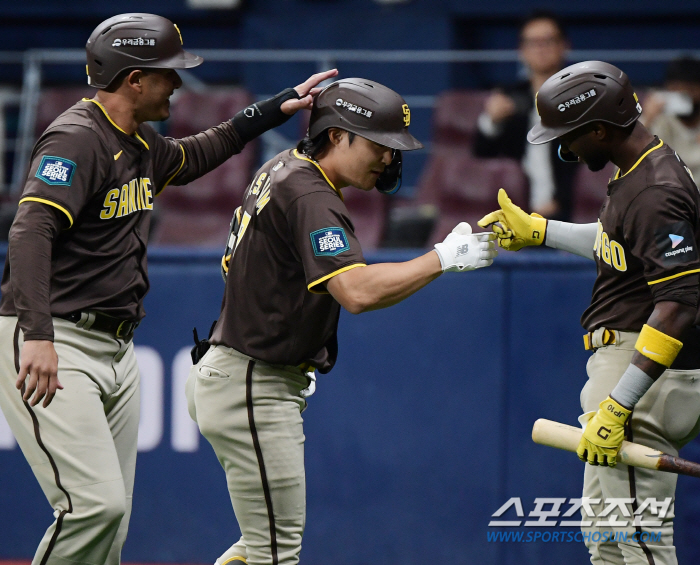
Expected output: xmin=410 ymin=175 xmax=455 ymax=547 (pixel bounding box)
xmin=528 ymin=61 xmax=642 ymax=145
xmin=86 ymin=13 xmax=203 ymax=89
xmin=308 ymin=78 xmax=423 ymax=151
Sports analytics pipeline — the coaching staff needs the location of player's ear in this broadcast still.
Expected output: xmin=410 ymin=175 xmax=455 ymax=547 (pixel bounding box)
xmin=327 ymin=128 xmax=345 ymax=148
xmin=591 ymin=122 xmax=607 ymax=142
xmin=126 ymin=69 xmax=145 ymax=91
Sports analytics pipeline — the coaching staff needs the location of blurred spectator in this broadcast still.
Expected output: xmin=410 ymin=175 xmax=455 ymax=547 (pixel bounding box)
xmin=642 ymin=56 xmax=700 ymax=182
xmin=474 ymin=11 xmax=577 ymax=221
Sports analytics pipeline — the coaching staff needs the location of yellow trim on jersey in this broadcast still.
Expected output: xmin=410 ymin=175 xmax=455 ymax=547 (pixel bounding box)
xmin=220 ymin=558 xmax=247 ymax=565
xmin=613 ymin=139 xmax=664 ymax=180
xmin=158 ymin=144 xmax=186 ymax=195
xmin=647 ymin=268 xmax=700 ymax=286
xmin=83 ymin=98 xmax=150 ymax=150
xmin=19 ymin=197 xmax=73 ymax=228
xmin=308 ymin=263 xmax=367 ymax=293
xmin=292 ymin=149 xmax=344 ymax=201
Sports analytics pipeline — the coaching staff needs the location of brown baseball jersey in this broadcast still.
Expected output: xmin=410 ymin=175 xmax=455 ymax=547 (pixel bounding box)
xmin=0 ymin=98 xmax=245 ymax=340
xmin=581 ymin=137 xmax=700 ymax=332
xmin=210 ymin=149 xmax=366 ymax=373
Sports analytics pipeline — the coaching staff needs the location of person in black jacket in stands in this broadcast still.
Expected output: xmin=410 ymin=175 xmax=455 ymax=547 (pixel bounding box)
xmin=474 ymin=11 xmax=578 ymax=221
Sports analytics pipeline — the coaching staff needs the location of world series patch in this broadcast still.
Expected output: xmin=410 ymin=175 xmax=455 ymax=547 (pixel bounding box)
xmin=310 ymin=227 xmax=350 ymax=257
xmin=35 ymin=156 xmax=76 ymax=186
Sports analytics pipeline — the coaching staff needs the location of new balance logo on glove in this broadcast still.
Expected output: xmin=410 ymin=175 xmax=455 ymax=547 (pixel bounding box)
xmin=455 ymin=244 xmax=469 ymax=257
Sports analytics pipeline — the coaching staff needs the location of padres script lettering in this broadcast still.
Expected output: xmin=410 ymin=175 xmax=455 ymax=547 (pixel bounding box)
xmin=100 ymin=177 xmax=154 ymax=219
xmin=593 ymin=220 xmax=628 ymax=272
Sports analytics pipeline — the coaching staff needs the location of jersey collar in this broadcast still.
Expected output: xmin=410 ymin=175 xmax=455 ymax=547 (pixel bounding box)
xmin=83 ymin=98 xmax=150 ymax=150
xmin=292 ymin=149 xmax=343 ymax=201
xmin=612 ymin=137 xmax=663 ymax=181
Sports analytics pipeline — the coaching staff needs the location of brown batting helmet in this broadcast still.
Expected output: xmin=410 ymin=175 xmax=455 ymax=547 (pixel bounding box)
xmin=86 ymin=13 xmax=203 ymax=89
xmin=308 ymin=78 xmax=424 ymax=151
xmin=528 ymin=61 xmax=642 ymax=145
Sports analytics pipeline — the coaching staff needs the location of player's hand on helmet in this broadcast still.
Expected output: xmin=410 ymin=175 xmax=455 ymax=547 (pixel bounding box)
xmin=17 ymin=340 xmax=62 ymax=408
xmin=434 ymin=222 xmax=497 ymax=273
xmin=577 ymin=396 xmax=631 ymax=467
xmin=477 ymin=188 xmax=547 ymax=251
xmin=281 ymin=69 xmax=339 ymax=115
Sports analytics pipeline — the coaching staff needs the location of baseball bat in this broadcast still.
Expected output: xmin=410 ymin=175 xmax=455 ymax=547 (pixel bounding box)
xmin=532 ymin=418 xmax=700 ymax=479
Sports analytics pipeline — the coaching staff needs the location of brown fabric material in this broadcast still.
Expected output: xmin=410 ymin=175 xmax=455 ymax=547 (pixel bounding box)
xmin=582 ymin=138 xmax=700 ymax=331
xmin=210 ymin=149 xmax=366 ymax=373
xmin=0 ymin=99 xmax=245 ymax=330
xmin=6 ymin=203 xmax=62 ymax=340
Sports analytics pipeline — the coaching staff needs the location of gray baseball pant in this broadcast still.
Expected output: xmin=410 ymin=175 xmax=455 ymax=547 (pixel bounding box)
xmin=0 ymin=316 xmax=140 ymax=565
xmin=580 ymin=328 xmax=700 ymax=565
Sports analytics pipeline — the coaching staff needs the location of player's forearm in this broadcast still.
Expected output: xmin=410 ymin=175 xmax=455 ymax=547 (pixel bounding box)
xmin=9 ymin=203 xmax=61 ymax=341
xmin=326 ymin=251 xmax=442 ymax=314
xmin=545 ymin=220 xmax=598 ymax=260
xmin=611 ymin=301 xmax=696 ymax=409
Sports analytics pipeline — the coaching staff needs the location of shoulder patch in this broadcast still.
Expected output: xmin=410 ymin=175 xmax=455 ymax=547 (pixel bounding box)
xmin=35 ymin=156 xmax=76 ymax=186
xmin=310 ymin=227 xmax=350 ymax=257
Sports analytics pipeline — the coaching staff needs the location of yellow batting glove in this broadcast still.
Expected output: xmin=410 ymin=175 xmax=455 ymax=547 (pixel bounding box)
xmin=577 ymin=396 xmax=631 ymax=467
xmin=477 ymin=188 xmax=547 ymax=251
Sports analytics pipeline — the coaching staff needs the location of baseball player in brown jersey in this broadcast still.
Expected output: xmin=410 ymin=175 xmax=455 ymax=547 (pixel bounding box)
xmin=479 ymin=61 xmax=700 ymax=565
xmin=0 ymin=12 xmax=336 ymax=565
xmin=185 ymin=78 xmax=498 ymax=565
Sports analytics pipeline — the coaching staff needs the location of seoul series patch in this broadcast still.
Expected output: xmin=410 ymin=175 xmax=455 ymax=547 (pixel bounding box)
xmin=310 ymin=227 xmax=350 ymax=257
xmin=35 ymin=156 xmax=76 ymax=186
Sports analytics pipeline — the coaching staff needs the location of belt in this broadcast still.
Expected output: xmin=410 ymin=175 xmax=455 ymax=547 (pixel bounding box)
xmin=583 ymin=328 xmax=617 ymax=351
xmin=63 ymin=311 xmax=140 ymax=340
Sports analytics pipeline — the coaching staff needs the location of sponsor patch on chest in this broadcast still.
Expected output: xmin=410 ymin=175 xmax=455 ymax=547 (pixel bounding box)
xmin=35 ymin=156 xmax=76 ymax=186
xmin=310 ymin=227 xmax=350 ymax=256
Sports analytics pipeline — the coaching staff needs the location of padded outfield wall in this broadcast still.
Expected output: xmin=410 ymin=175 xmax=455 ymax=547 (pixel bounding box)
xmin=1 ymin=249 xmax=699 ymax=565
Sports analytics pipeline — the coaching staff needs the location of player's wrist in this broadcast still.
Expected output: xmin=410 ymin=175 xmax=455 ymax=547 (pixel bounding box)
xmin=232 ymin=88 xmax=300 ymax=145
xmin=610 ymin=364 xmax=655 ymax=410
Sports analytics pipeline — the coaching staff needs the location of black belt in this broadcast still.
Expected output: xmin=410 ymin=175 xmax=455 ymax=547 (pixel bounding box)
xmin=62 ymin=311 xmax=140 ymax=340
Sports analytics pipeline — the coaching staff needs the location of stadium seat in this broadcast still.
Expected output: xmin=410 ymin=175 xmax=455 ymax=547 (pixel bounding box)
xmin=571 ymin=162 xmax=615 ymax=224
xmin=35 ymin=87 xmax=95 ymax=134
xmin=415 ymin=146 xmax=528 ymax=244
xmin=432 ymin=90 xmax=489 ymax=146
xmin=152 ymin=88 xmax=257 ymax=245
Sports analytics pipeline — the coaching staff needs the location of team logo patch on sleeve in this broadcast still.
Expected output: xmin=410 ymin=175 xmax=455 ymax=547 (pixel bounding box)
xmin=35 ymin=156 xmax=76 ymax=186
xmin=310 ymin=227 xmax=350 ymax=257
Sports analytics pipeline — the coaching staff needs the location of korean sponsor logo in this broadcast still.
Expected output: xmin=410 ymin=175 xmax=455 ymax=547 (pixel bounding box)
xmin=558 ymin=88 xmax=597 ymax=112
xmin=310 ymin=227 xmax=350 ymax=257
xmin=489 ymin=496 xmax=671 ymax=529
xmin=335 ymin=98 xmax=373 ymax=118
xmin=112 ymin=37 xmax=157 ymax=48
xmin=35 ymin=156 xmax=76 ymax=186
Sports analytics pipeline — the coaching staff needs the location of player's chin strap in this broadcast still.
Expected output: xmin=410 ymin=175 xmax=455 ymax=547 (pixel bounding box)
xmin=375 ymin=149 xmax=402 ymax=194
xmin=232 ymin=88 xmax=300 ymax=145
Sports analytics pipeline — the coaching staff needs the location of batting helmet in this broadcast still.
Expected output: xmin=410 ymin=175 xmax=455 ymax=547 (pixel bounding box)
xmin=527 ymin=61 xmax=642 ymax=145
xmin=86 ymin=13 xmax=203 ymax=89
xmin=308 ymin=78 xmax=424 ymax=151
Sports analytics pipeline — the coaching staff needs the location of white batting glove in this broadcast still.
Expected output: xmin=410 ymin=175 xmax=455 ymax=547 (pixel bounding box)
xmin=434 ymin=222 xmax=498 ymax=272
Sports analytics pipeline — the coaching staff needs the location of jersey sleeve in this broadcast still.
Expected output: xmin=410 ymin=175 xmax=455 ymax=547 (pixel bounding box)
xmin=147 ymin=120 xmax=245 ymax=195
xmin=20 ymin=126 xmax=107 ymax=227
xmin=287 ymin=190 xmax=366 ymax=294
xmin=623 ymin=184 xmax=700 ymax=305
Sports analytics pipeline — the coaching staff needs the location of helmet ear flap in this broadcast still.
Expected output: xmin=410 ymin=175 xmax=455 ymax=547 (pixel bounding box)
xmin=375 ymin=150 xmax=402 ymax=194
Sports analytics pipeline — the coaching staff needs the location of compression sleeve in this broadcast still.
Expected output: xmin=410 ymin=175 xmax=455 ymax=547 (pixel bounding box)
xmin=9 ymin=202 xmax=63 ymax=341
xmin=545 ymin=220 xmax=598 ymax=260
